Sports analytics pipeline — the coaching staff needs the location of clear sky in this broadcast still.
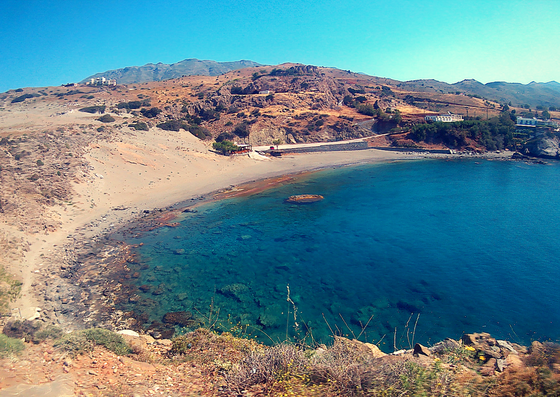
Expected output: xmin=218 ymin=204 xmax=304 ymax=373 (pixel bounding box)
xmin=1 ymin=0 xmax=559 ymax=92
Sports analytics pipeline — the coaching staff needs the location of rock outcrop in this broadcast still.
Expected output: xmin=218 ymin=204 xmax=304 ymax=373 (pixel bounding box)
xmin=524 ymin=134 xmax=560 ymax=158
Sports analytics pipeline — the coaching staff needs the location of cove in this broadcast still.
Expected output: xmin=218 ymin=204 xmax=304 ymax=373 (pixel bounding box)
xmin=122 ymin=158 xmax=560 ymax=351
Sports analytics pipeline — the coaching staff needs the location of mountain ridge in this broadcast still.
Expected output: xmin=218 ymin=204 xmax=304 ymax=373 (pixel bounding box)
xmin=399 ymin=78 xmax=560 ymax=108
xmin=81 ymin=58 xmax=263 ymax=84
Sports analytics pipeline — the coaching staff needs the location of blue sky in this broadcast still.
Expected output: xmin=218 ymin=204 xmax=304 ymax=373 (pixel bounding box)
xmin=1 ymin=0 xmax=559 ymax=92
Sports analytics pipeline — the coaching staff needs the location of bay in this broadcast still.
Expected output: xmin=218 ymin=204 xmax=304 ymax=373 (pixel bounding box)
xmin=124 ymin=158 xmax=560 ymax=351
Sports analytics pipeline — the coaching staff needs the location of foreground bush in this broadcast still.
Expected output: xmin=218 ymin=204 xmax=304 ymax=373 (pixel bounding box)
xmin=55 ymin=328 xmax=131 ymax=357
xmin=221 ymin=336 xmax=459 ymax=396
xmin=2 ymin=320 xmax=42 ymax=342
xmin=2 ymin=320 xmax=63 ymax=344
xmin=0 ymin=334 xmax=25 ymax=357
xmin=224 ymin=343 xmax=310 ymax=394
xmin=171 ymin=328 xmax=260 ymax=364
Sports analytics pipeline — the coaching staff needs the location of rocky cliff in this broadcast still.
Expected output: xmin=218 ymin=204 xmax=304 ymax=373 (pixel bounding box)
xmin=524 ymin=134 xmax=560 ymax=158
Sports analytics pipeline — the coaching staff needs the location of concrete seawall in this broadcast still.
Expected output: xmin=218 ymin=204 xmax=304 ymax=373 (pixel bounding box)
xmin=273 ymin=141 xmax=452 ymax=155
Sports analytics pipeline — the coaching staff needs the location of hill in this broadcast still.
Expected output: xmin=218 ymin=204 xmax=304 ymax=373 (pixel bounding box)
xmin=7 ymin=63 xmax=558 ymax=152
xmin=80 ymin=58 xmax=262 ymax=84
xmin=81 ymin=58 xmax=560 ymax=109
xmin=398 ymin=78 xmax=560 ymax=109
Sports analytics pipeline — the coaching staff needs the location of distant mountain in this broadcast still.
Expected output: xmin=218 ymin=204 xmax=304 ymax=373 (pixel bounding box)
xmin=81 ymin=59 xmax=262 ymax=84
xmin=397 ymin=79 xmax=560 ymax=108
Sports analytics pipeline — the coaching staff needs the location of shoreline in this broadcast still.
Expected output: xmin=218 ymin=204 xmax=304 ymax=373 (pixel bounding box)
xmin=6 ymin=147 xmax=513 ymax=326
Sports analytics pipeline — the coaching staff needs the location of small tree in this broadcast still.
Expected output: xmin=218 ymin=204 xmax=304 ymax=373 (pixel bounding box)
xmin=272 ymin=139 xmax=282 ymax=149
xmin=392 ymin=110 xmax=402 ymax=125
xmin=213 ymin=140 xmax=239 ymax=155
xmin=233 ymin=122 xmax=250 ymax=138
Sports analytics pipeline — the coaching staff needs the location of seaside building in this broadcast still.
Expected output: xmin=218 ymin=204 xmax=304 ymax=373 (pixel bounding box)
xmin=425 ymin=112 xmax=463 ymax=123
xmin=516 ymin=116 xmax=559 ymax=128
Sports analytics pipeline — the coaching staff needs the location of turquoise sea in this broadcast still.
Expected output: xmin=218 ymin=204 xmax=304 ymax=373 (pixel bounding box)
xmin=124 ymin=158 xmax=560 ymax=351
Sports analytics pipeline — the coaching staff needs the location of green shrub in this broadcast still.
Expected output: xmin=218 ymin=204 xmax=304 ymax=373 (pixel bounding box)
xmin=97 ymin=114 xmax=115 ymax=123
xmin=33 ymin=325 xmax=63 ymax=342
xmin=130 ymin=122 xmax=149 ymax=131
xmin=157 ymin=120 xmax=186 ymax=131
xmin=216 ymin=132 xmax=234 ymax=142
xmin=79 ymin=105 xmax=106 ymax=114
xmin=197 ymin=108 xmax=220 ymax=121
xmin=356 ymin=103 xmax=375 ymax=116
xmin=55 ymin=328 xmax=131 ymax=357
xmin=11 ymin=94 xmax=35 ymax=103
xmin=36 ymin=159 xmax=44 ymax=166
xmin=188 ymin=125 xmax=212 ymax=140
xmin=0 ymin=334 xmax=25 ymax=357
xmin=2 ymin=320 xmax=41 ymax=342
xmin=82 ymin=328 xmax=131 ymax=355
xmin=54 ymin=332 xmax=93 ymax=356
xmin=230 ymin=86 xmax=244 ymax=95
xmin=141 ymin=107 xmax=161 ymax=118
xmin=0 ymin=268 xmax=21 ymax=313
xmin=233 ymin=122 xmax=250 ymax=138
xmin=213 ymin=140 xmax=239 ymax=155
xmin=117 ymin=101 xmax=142 ymax=110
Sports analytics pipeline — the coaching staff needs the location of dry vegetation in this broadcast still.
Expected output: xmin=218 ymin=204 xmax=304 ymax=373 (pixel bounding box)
xmin=1 ymin=322 xmax=559 ymax=396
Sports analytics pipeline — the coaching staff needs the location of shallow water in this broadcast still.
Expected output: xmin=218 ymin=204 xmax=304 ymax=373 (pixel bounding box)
xmin=124 ymin=158 xmax=560 ymax=351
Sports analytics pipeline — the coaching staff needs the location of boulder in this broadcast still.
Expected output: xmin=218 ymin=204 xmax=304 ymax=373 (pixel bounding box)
xmin=430 ymin=338 xmax=460 ymax=354
xmin=497 ymin=340 xmax=518 ymax=354
xmin=162 ymin=311 xmax=193 ymax=327
xmin=117 ymin=329 xmax=140 ymax=337
xmin=505 ymin=354 xmax=523 ymax=369
xmin=496 ymin=358 xmax=506 ymax=372
xmin=524 ymin=135 xmax=560 ymax=159
xmin=333 ymin=336 xmax=386 ymax=359
xmin=413 ymin=343 xmax=431 ymax=357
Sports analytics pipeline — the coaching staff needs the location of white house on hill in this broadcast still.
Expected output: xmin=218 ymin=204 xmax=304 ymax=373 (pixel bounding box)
xmin=425 ymin=112 xmax=463 ymax=123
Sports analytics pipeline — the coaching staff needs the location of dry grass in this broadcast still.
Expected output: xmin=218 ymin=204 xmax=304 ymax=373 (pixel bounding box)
xmin=220 ymin=338 xmax=461 ymax=396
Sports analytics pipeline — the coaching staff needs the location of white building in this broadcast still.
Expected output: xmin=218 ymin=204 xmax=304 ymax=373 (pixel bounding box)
xmin=86 ymin=77 xmax=117 ymax=86
xmin=425 ymin=112 xmax=463 ymax=123
xmin=516 ymin=117 xmax=559 ymax=128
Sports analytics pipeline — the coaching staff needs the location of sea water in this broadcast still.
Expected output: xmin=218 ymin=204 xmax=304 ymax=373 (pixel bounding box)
xmin=124 ymin=158 xmax=560 ymax=351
